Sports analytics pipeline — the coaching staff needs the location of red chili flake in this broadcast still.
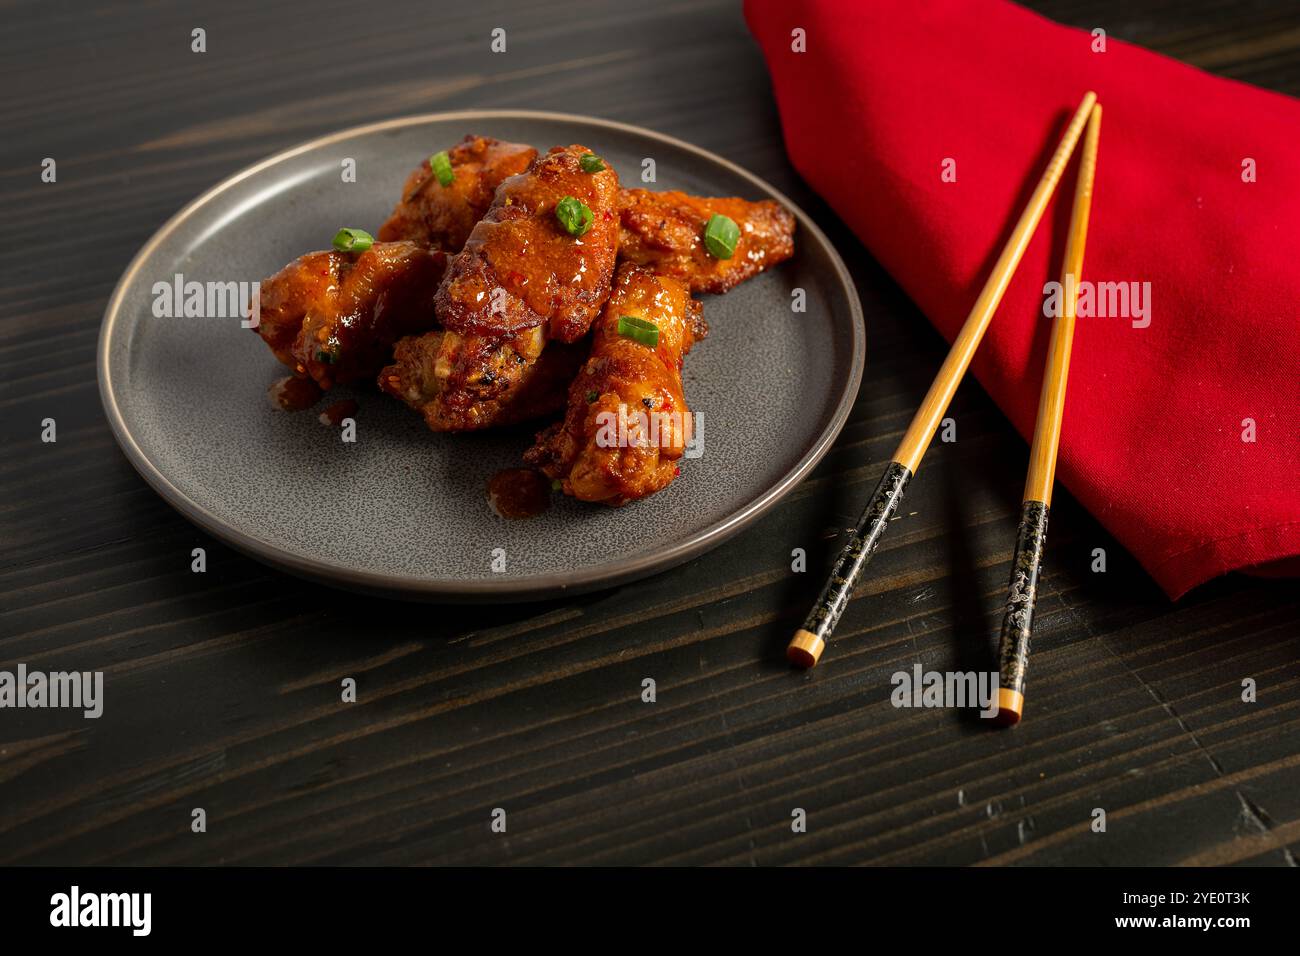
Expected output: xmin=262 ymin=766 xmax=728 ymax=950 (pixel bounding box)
xmin=673 ymin=465 xmax=681 ymax=477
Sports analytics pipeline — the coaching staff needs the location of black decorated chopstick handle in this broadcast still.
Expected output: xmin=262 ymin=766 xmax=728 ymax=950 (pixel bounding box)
xmin=995 ymin=499 xmax=1050 ymax=724
xmin=788 ymin=461 xmax=912 ymax=667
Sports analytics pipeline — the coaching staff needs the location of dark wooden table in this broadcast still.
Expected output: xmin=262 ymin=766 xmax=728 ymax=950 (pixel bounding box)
xmin=2 ymin=0 xmax=1297 ymax=866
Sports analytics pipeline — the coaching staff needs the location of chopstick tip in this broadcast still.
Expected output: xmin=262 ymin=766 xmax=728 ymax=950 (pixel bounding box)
xmin=993 ymin=688 xmax=1024 ymax=727
xmin=787 ymin=629 xmax=825 ymax=669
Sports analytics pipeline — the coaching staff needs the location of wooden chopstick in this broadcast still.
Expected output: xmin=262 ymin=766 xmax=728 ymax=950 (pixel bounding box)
xmin=787 ymin=91 xmax=1099 ymax=669
xmin=995 ymin=102 xmax=1102 ymax=725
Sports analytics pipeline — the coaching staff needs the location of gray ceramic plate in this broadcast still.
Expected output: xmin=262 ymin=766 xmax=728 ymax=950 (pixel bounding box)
xmin=98 ymin=111 xmax=864 ymax=601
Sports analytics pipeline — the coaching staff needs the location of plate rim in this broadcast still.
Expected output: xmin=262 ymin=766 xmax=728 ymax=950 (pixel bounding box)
xmin=97 ymin=109 xmax=865 ymax=601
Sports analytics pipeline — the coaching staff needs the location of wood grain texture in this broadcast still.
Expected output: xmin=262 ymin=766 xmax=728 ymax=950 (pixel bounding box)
xmin=1 ymin=0 xmax=1297 ymax=866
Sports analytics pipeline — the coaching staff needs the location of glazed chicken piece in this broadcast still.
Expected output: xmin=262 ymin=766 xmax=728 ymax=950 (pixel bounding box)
xmin=436 ymin=144 xmax=621 ymax=343
xmin=379 ymin=327 xmax=587 ymax=431
xmin=254 ymin=241 xmax=446 ymax=391
xmin=617 ymin=189 xmax=796 ymax=294
xmin=525 ymin=263 xmax=706 ymax=505
xmin=377 ymin=135 xmax=538 ymax=250
xmin=393 ymin=145 xmax=620 ymax=431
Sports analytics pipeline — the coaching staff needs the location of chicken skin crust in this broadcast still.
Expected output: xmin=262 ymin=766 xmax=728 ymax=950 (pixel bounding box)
xmin=435 ymin=144 xmax=621 ymax=344
xmin=254 ymin=241 xmax=446 ymax=391
xmin=617 ymin=189 xmax=796 ymax=295
xmin=525 ymin=263 xmax=706 ymax=506
xmin=378 ymin=327 xmax=587 ymax=432
xmin=377 ymin=135 xmax=538 ymax=251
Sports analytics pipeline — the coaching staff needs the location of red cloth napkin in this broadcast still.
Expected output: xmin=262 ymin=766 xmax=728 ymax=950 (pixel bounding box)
xmin=745 ymin=0 xmax=1300 ymax=598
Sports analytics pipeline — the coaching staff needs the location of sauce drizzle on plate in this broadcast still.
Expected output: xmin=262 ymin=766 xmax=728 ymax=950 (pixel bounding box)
xmin=487 ymin=468 xmax=552 ymax=519
xmin=267 ymin=375 xmax=322 ymax=411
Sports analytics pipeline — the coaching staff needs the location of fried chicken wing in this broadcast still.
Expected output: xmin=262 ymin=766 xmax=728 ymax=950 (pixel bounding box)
xmin=378 ymin=327 xmax=586 ymax=431
xmin=254 ymin=241 xmax=446 ymax=390
xmin=377 ymin=135 xmax=537 ymax=250
xmin=436 ymin=144 xmax=621 ymax=343
xmin=525 ymin=263 xmax=706 ymax=505
xmin=399 ymin=145 xmax=620 ymax=431
xmin=617 ymin=189 xmax=795 ymax=294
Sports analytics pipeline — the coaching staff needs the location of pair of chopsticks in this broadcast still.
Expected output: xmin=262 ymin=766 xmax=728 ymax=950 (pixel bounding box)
xmin=788 ymin=92 xmax=1103 ymax=727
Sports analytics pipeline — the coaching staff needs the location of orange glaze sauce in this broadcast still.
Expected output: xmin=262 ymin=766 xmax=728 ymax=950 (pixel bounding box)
xmin=268 ymin=376 xmax=322 ymax=411
xmin=318 ymin=398 xmax=358 ymax=427
xmin=487 ymin=468 xmax=553 ymax=519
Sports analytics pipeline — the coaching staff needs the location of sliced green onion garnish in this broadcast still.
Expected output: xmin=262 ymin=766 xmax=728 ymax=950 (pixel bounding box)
xmin=316 ymin=347 xmax=338 ymax=365
xmin=551 ymin=478 xmax=563 ymax=492
xmin=703 ymin=213 xmax=740 ymax=259
xmin=579 ymin=153 xmax=605 ymax=173
xmin=430 ymin=150 xmax=454 ymax=187
xmin=332 ymin=227 xmax=374 ymax=253
xmin=617 ymin=315 xmax=659 ymax=348
xmin=585 ymin=390 xmax=599 ymax=404
xmin=555 ymin=195 xmax=593 ymax=237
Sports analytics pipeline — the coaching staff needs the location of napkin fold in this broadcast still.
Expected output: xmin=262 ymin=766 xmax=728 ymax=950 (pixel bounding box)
xmin=745 ymin=0 xmax=1300 ymax=598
